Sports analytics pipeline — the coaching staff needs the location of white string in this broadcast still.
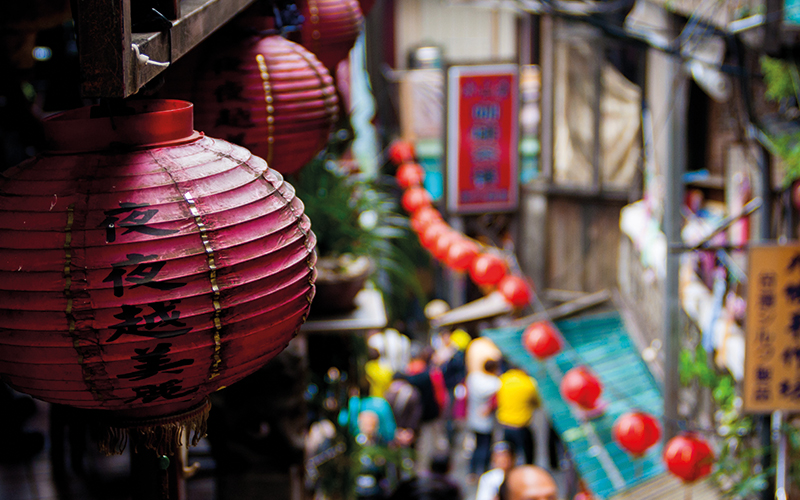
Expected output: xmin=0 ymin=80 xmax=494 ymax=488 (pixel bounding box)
xmin=131 ymin=43 xmax=170 ymax=67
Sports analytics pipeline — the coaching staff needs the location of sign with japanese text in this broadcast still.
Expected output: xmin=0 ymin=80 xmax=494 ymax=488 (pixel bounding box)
xmin=744 ymin=244 xmax=800 ymax=412
xmin=446 ymin=64 xmax=519 ymax=214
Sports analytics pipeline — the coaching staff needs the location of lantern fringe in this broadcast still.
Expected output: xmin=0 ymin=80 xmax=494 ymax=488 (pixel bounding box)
xmin=92 ymin=398 xmax=211 ymax=456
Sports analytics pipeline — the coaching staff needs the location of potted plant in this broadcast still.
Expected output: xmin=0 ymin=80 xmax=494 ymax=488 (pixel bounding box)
xmin=290 ymin=135 xmax=424 ymax=318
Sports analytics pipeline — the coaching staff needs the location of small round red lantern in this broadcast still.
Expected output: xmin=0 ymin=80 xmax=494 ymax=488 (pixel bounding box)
xmin=433 ymin=231 xmax=461 ymax=262
xmin=446 ymin=239 xmax=480 ymax=272
xmin=420 ymin=222 xmax=450 ymax=252
xmin=663 ymin=433 xmax=714 ymax=483
xmin=469 ymin=253 xmax=507 ymax=286
xmin=560 ymin=366 xmax=602 ymax=410
xmin=613 ymin=412 xmax=661 ymax=456
xmin=498 ymin=275 xmax=532 ymax=308
xmin=523 ymin=321 xmax=561 ymax=359
xmin=401 ymin=186 xmax=432 ymax=214
xmin=0 ymin=100 xmax=317 ymax=454
xmin=298 ymin=0 xmax=363 ymax=71
xmin=410 ymin=206 xmax=442 ymax=234
xmin=186 ymin=35 xmax=339 ymax=175
xmin=396 ymin=162 xmax=425 ymax=189
xmin=388 ymin=139 xmax=415 ymax=164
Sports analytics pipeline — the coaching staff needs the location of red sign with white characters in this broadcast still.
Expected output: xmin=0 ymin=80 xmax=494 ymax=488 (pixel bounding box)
xmin=447 ymin=64 xmax=519 ymax=214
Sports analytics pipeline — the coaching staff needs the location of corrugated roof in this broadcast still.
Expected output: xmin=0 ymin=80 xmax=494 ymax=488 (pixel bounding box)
xmin=483 ymin=311 xmax=667 ymax=499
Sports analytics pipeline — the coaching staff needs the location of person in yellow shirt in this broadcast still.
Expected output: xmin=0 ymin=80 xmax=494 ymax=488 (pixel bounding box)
xmin=496 ymin=365 xmax=540 ymax=465
xmin=365 ymin=347 xmax=394 ymax=398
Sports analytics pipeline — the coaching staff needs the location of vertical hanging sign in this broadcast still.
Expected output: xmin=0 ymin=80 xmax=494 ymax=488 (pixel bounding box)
xmin=744 ymin=244 xmax=800 ymax=412
xmin=446 ymin=64 xmax=519 ymax=214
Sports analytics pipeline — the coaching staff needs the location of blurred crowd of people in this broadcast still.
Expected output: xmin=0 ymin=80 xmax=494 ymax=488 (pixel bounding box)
xmin=304 ymin=323 xmax=563 ymax=500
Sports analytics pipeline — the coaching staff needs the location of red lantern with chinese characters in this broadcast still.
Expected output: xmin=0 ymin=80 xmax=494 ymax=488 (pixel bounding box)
xmin=469 ymin=253 xmax=507 ymax=286
xmin=401 ymin=186 xmax=432 ymax=213
xmin=396 ymin=162 xmax=425 ymax=188
xmin=388 ymin=139 xmax=415 ymax=164
xmin=663 ymin=433 xmax=714 ymax=483
xmin=446 ymin=239 xmax=480 ymax=272
xmin=560 ymin=366 xmax=602 ymax=410
xmin=186 ymin=35 xmax=338 ymax=175
xmin=498 ymin=275 xmax=532 ymax=308
xmin=613 ymin=412 xmax=661 ymax=456
xmin=523 ymin=321 xmax=561 ymax=359
xmin=0 ymin=100 xmax=316 ymax=454
xmin=298 ymin=0 xmax=363 ymax=71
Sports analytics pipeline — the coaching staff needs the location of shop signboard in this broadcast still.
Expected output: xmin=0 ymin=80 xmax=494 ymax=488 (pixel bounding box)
xmin=446 ymin=64 xmax=519 ymax=214
xmin=744 ymin=244 xmax=800 ymax=412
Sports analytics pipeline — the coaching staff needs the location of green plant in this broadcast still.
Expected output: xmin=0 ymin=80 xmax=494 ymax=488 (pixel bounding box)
xmin=761 ymin=56 xmax=797 ymax=103
xmin=679 ymin=344 xmax=772 ymax=498
xmin=290 ymin=142 xmax=425 ymax=322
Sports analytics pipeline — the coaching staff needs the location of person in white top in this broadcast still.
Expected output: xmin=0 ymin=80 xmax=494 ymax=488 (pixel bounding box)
xmin=466 ymin=358 xmax=502 ymax=480
xmin=475 ymin=441 xmax=516 ymax=500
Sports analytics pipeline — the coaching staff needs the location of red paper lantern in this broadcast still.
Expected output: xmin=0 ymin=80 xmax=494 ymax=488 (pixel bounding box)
xmin=663 ymin=433 xmax=714 ymax=483
xmin=560 ymin=366 xmax=602 ymax=410
xmin=420 ymin=222 xmax=450 ymax=251
xmin=433 ymin=231 xmax=461 ymax=262
xmin=401 ymin=186 xmax=432 ymax=213
xmin=298 ymin=0 xmax=363 ymax=71
xmin=388 ymin=139 xmax=415 ymax=164
xmin=498 ymin=275 xmax=532 ymax=308
xmin=0 ymin=101 xmax=316 ymax=453
xmin=410 ymin=206 xmax=442 ymax=234
xmin=445 ymin=239 xmax=479 ymax=272
xmin=187 ymin=35 xmax=338 ymax=175
xmin=396 ymin=162 xmax=425 ymax=189
xmin=469 ymin=253 xmax=507 ymax=286
xmin=523 ymin=321 xmax=561 ymax=359
xmin=613 ymin=412 xmax=661 ymax=456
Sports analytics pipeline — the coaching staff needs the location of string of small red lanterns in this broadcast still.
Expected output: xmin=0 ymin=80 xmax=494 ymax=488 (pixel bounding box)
xmin=388 ymin=139 xmax=533 ymax=309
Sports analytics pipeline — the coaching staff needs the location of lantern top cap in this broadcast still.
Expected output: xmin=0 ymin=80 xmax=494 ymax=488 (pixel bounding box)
xmin=44 ymin=99 xmax=201 ymax=154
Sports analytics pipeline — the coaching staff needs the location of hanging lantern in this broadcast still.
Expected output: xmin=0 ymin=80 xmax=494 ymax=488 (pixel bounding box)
xmin=432 ymin=230 xmax=461 ymax=262
xmin=396 ymin=162 xmax=425 ymax=189
xmin=401 ymin=186 xmax=432 ymax=213
xmin=187 ymin=35 xmax=338 ymax=175
xmin=359 ymin=0 xmax=377 ymax=17
xmin=420 ymin=222 xmax=450 ymax=252
xmin=298 ymin=0 xmax=364 ymax=72
xmin=523 ymin=321 xmax=561 ymax=359
xmin=388 ymin=139 xmax=415 ymax=164
xmin=0 ymin=100 xmax=316 ymax=454
xmin=613 ymin=412 xmax=661 ymax=456
xmin=445 ymin=239 xmax=479 ymax=272
xmin=498 ymin=275 xmax=532 ymax=308
xmin=663 ymin=433 xmax=714 ymax=483
xmin=469 ymin=253 xmax=507 ymax=286
xmin=560 ymin=366 xmax=602 ymax=410
xmin=410 ymin=206 xmax=442 ymax=234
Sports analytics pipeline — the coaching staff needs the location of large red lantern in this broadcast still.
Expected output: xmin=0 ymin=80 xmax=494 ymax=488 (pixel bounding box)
xmin=396 ymin=162 xmax=425 ymax=189
xmin=186 ymin=35 xmax=338 ymax=175
xmin=498 ymin=275 xmax=532 ymax=308
xmin=469 ymin=253 xmax=507 ymax=286
xmin=445 ymin=239 xmax=479 ymax=272
xmin=410 ymin=206 xmax=442 ymax=234
xmin=298 ymin=0 xmax=364 ymax=71
xmin=401 ymin=186 xmax=432 ymax=213
xmin=420 ymin=222 xmax=450 ymax=252
xmin=560 ymin=366 xmax=602 ymax=410
xmin=663 ymin=433 xmax=714 ymax=483
xmin=432 ymin=230 xmax=461 ymax=262
xmin=0 ymin=101 xmax=316 ymax=453
xmin=613 ymin=412 xmax=661 ymax=456
xmin=523 ymin=321 xmax=561 ymax=359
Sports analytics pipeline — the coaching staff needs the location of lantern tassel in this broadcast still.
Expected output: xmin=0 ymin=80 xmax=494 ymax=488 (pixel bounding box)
xmin=93 ymin=398 xmax=211 ymax=456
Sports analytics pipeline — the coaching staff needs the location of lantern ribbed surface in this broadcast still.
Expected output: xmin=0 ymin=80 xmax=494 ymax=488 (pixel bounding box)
xmin=189 ymin=35 xmax=338 ymax=175
xmin=299 ymin=0 xmax=363 ymax=71
xmin=0 ymin=100 xmax=316 ymax=420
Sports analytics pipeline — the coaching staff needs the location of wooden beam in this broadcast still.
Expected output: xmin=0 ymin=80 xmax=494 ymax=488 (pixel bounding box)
xmin=77 ymin=0 xmax=257 ymax=98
